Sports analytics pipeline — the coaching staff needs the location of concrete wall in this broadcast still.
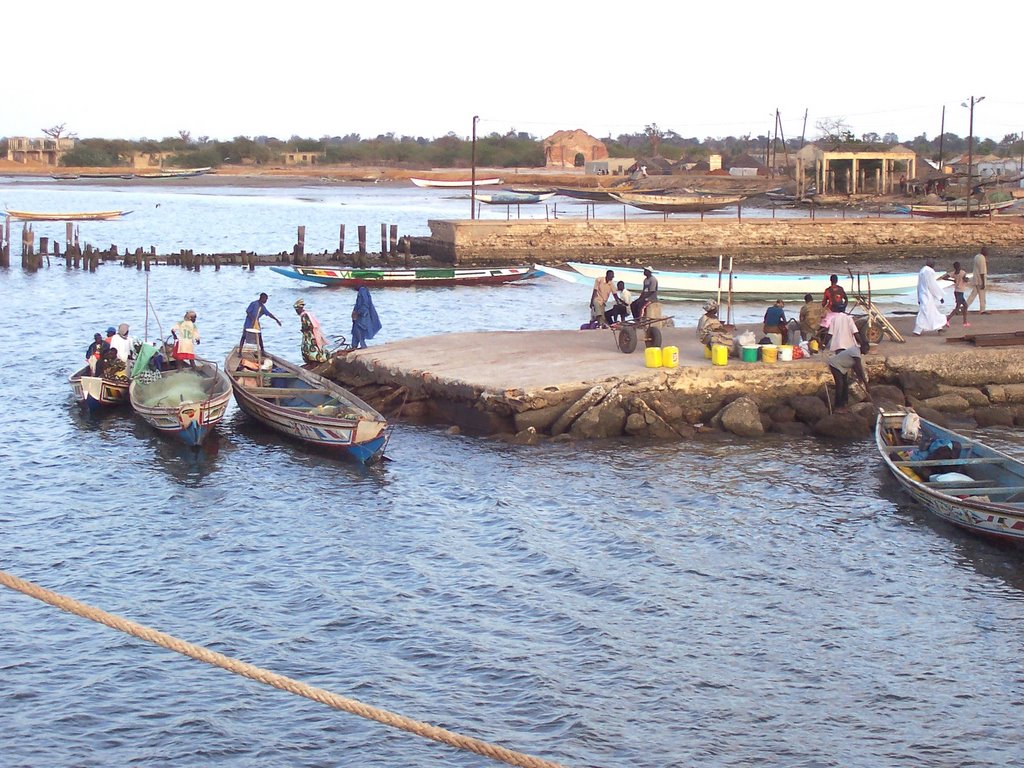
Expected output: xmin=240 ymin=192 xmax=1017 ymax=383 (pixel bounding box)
xmin=427 ymin=218 xmax=1024 ymax=262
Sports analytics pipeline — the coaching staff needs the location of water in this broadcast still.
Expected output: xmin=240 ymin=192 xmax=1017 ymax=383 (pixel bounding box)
xmin=2 ymin=183 xmax=1024 ymax=768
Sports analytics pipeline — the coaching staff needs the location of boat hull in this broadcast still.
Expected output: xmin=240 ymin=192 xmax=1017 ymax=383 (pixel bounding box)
xmin=128 ymin=360 xmax=232 ymax=447
xmin=225 ymin=349 xmax=391 ymax=465
xmin=609 ymin=192 xmax=745 ymax=213
xmin=566 ymin=262 xmax=918 ymax=299
xmin=7 ymin=209 xmax=131 ymax=221
xmin=69 ymin=365 xmax=129 ymax=410
xmin=902 ymin=200 xmax=1016 ymax=217
xmin=876 ymin=410 xmax=1024 ymax=544
xmin=270 ymin=265 xmax=537 ymax=288
xmin=476 ymin=192 xmax=555 ymax=205
xmin=410 ymin=177 xmax=501 ymax=188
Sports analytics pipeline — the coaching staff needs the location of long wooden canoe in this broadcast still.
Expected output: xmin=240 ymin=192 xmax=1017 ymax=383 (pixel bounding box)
xmin=270 ymin=265 xmax=538 ymax=288
xmin=609 ymin=191 xmax=745 ymax=213
xmin=68 ymin=364 xmax=129 ymax=411
xmin=476 ymin=192 xmax=556 ymax=205
xmin=555 ymin=186 xmax=635 ymax=201
xmin=565 ymin=262 xmax=918 ymax=299
xmin=877 ymin=408 xmax=1024 ymax=544
xmin=410 ymin=177 xmax=502 ymax=188
xmin=900 ymin=200 xmax=1017 ymax=217
xmin=6 ymin=209 xmax=132 ymax=221
xmin=225 ymin=348 xmax=391 ymax=465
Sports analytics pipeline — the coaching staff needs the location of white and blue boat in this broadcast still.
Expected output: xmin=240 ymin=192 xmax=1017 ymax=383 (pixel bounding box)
xmin=128 ymin=357 xmax=232 ymax=447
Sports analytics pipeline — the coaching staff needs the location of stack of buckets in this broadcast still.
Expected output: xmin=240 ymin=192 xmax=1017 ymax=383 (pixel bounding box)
xmin=645 ymin=345 xmax=679 ymax=369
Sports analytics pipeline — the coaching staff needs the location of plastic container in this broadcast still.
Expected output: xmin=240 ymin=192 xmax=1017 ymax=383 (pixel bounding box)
xmin=662 ymin=345 xmax=679 ymax=368
xmin=761 ymin=344 xmax=778 ymax=364
xmin=711 ymin=344 xmax=729 ymax=366
xmin=703 ymin=345 xmax=712 ymax=359
xmin=645 ymin=346 xmax=663 ymax=368
xmin=741 ymin=345 xmax=759 ymax=363
xmin=778 ymin=345 xmax=793 ymax=361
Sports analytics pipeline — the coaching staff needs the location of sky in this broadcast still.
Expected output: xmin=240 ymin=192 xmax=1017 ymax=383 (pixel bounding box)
xmin=7 ymin=1 xmax=1023 ymax=147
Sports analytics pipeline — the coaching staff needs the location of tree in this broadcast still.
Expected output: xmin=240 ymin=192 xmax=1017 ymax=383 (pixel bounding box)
xmin=814 ymin=117 xmax=855 ymax=146
xmin=882 ymin=132 xmax=899 ymax=145
xmin=644 ymin=123 xmax=664 ymax=156
xmin=861 ymin=132 xmax=880 ymax=143
xmin=42 ymin=123 xmax=76 ymax=140
xmin=178 ymin=130 xmax=193 ymax=144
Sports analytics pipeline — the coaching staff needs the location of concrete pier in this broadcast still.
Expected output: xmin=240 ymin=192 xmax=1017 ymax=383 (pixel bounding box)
xmin=326 ymin=311 xmax=1024 ymax=441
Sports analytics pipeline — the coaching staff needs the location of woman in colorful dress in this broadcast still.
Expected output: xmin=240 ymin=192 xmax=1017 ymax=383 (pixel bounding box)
xmin=171 ymin=310 xmax=200 ymax=366
xmin=293 ymin=299 xmax=330 ymax=364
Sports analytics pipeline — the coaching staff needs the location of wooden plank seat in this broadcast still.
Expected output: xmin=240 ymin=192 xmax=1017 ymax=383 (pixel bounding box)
xmin=246 ymin=386 xmax=331 ymax=398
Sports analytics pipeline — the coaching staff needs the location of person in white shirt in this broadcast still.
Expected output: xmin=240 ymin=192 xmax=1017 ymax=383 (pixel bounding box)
xmin=109 ymin=323 xmax=134 ymax=363
xmin=964 ymin=246 xmax=989 ymax=314
xmin=913 ymin=260 xmax=947 ymax=336
xmin=823 ymin=306 xmax=858 ymax=352
xmin=606 ymin=280 xmax=632 ymax=324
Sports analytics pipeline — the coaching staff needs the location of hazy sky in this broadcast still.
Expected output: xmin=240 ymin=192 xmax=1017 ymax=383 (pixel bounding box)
xmin=8 ymin=1 xmax=1022 ymax=146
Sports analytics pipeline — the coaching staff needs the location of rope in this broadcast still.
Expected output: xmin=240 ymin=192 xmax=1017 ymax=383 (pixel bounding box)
xmin=0 ymin=568 xmax=567 ymax=768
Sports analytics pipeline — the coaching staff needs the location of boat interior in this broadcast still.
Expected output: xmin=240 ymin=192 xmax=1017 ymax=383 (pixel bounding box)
xmin=231 ymin=351 xmax=361 ymax=418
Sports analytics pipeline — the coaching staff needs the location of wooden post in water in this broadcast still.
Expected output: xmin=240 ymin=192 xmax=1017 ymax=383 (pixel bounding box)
xmin=65 ymin=223 xmax=73 ymax=267
xmin=389 ymin=224 xmax=398 ymax=257
xmin=357 ymin=225 xmax=367 ymax=267
xmin=214 ymin=253 xmax=221 ymax=271
xmin=380 ymin=223 xmax=387 ymax=264
xmin=135 ymin=247 xmax=143 ymax=270
xmin=2 ymin=216 xmax=10 ymax=269
xmin=294 ymin=226 xmax=305 ymax=265
xmin=402 ymin=235 xmax=411 ymax=268
xmin=338 ymin=224 xmax=345 ymax=261
xmin=248 ymin=251 xmax=255 ymax=271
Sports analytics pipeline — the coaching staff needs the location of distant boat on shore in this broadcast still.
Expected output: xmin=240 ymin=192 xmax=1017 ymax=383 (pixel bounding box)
xmin=476 ymin=191 xmax=555 ymax=205
xmin=410 ymin=177 xmax=502 ymax=188
xmin=609 ymin=191 xmax=746 ymax=213
xmin=555 ymin=185 xmax=635 ymax=201
xmin=270 ymin=265 xmax=538 ymax=288
xmin=898 ymin=199 xmax=1017 ymax=217
xmin=5 ymin=209 xmax=132 ymax=221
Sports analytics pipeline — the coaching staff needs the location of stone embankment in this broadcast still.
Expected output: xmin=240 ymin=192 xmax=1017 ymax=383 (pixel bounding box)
xmin=324 ymin=314 xmax=1024 ymax=444
xmin=426 ymin=217 xmax=1024 ymax=263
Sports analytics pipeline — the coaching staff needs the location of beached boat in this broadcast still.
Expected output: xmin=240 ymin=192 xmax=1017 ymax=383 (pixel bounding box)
xmin=5 ymin=209 xmax=132 ymax=221
xmin=270 ymin=265 xmax=538 ymax=288
xmin=476 ymin=191 xmax=556 ymax=205
xmin=410 ymin=177 xmax=502 ymax=188
xmin=565 ymin=262 xmax=919 ymax=299
xmin=134 ymin=167 xmax=212 ymax=179
xmin=68 ymin=365 xmax=129 ymax=410
xmin=554 ymin=186 xmax=635 ymax=201
xmin=900 ymin=200 xmax=1017 ymax=217
xmin=609 ymin=191 xmax=746 ymax=213
xmin=877 ymin=408 xmax=1024 ymax=544
xmin=225 ymin=348 xmax=391 ymax=465
xmin=128 ymin=358 xmax=232 ymax=447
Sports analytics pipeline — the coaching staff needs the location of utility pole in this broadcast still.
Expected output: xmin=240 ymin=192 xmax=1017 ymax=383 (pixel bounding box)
xmin=799 ymin=108 xmax=808 ymax=149
xmin=470 ymin=115 xmax=479 ymax=220
xmin=962 ymin=96 xmax=985 ymax=216
xmin=938 ymin=106 xmax=945 ymax=173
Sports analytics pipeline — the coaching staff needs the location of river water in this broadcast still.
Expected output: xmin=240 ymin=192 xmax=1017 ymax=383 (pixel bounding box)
xmin=2 ymin=180 xmax=1024 ymax=768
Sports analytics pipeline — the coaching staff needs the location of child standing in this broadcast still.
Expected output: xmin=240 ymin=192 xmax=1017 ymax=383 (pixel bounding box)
xmin=940 ymin=261 xmax=970 ymax=327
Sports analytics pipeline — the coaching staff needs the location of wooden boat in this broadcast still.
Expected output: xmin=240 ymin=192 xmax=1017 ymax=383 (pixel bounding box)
xmin=68 ymin=365 xmax=129 ymax=410
xmin=900 ymin=200 xmax=1017 ymax=217
xmin=128 ymin=358 xmax=232 ymax=447
xmin=270 ymin=265 xmax=538 ymax=288
xmin=5 ymin=209 xmax=132 ymax=221
xmin=476 ymin=191 xmax=555 ymax=205
xmin=135 ymin=167 xmax=212 ymax=179
xmin=225 ymin=348 xmax=391 ymax=465
xmin=609 ymin=191 xmax=746 ymax=213
xmin=554 ymin=186 xmax=635 ymax=201
xmin=877 ymin=408 xmax=1024 ymax=544
xmin=565 ymin=262 xmax=919 ymax=299
xmin=410 ymin=177 xmax=502 ymax=188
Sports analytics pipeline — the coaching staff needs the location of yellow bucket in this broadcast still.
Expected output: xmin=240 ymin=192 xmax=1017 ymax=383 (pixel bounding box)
xmin=662 ymin=345 xmax=679 ymax=368
xmin=711 ymin=344 xmax=728 ymax=366
xmin=761 ymin=344 xmax=778 ymax=364
xmin=704 ymin=345 xmax=712 ymax=359
xmin=645 ymin=346 xmax=663 ymax=368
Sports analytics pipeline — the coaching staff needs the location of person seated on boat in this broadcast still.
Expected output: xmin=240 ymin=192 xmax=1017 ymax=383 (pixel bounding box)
xmin=240 ymin=292 xmax=282 ymax=355
xmin=85 ymin=332 xmax=109 ymax=374
xmin=797 ymin=293 xmax=824 ymax=347
xmin=762 ymin=299 xmax=789 ymax=345
xmin=96 ymin=347 xmax=126 ymax=380
xmin=294 ymin=299 xmax=330 ymax=364
xmin=697 ymin=299 xmax=733 ymax=351
xmin=590 ymin=270 xmax=616 ymax=327
xmin=606 ymin=280 xmax=631 ymax=325
xmin=171 ymin=310 xmax=200 ymax=368
xmin=907 ymin=436 xmax=961 ymax=480
xmin=631 ymin=267 xmax=659 ymax=320
xmin=109 ymin=323 xmax=134 ymax=365
xmin=104 ymin=325 xmax=117 ymax=346
xmin=351 ymin=286 xmax=382 ymax=349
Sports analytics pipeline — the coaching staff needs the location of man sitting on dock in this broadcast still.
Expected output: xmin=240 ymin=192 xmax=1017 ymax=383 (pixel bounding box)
xmin=631 ymin=267 xmax=659 ymax=320
xmin=762 ymin=299 xmax=789 ymax=344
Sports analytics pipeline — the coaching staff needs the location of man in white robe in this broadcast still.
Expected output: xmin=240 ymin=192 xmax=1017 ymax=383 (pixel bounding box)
xmin=913 ymin=261 xmax=947 ymax=336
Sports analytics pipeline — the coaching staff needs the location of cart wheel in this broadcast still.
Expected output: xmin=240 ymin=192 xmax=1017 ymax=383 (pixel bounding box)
xmin=617 ymin=326 xmax=638 ymax=354
xmin=645 ymin=326 xmax=663 ymax=348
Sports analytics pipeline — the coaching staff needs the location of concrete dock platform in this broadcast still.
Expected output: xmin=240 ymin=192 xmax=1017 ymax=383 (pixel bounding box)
xmin=327 ymin=311 xmax=1024 ymax=440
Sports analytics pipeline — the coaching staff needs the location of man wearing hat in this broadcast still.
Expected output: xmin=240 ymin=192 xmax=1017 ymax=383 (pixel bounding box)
xmin=239 ymin=292 xmax=281 ymax=354
xmin=293 ymin=298 xmax=329 ymax=364
xmin=630 ymin=266 xmax=659 ymax=320
xmin=698 ymin=299 xmax=733 ymax=350
xmin=762 ymin=299 xmax=789 ymax=344
xmin=109 ymin=323 xmax=134 ymax=364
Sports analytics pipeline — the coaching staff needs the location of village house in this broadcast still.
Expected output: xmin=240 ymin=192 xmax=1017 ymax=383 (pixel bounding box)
xmin=6 ymin=136 xmax=76 ymax=165
xmin=543 ymin=129 xmax=607 ymax=169
xmin=794 ymin=143 xmax=917 ymax=196
xmin=281 ymin=150 xmax=322 ymax=166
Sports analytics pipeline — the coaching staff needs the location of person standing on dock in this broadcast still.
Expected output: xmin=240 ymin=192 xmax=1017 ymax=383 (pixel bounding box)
xmin=912 ymin=259 xmax=947 ymax=336
xmin=965 ymin=246 xmax=989 ymax=314
xmin=590 ymin=270 xmax=615 ymax=327
xmin=240 ymin=292 xmax=281 ymax=354
xmin=293 ymin=299 xmax=330 ymax=364
xmin=351 ymin=287 xmax=381 ymax=349
xmin=827 ymin=337 xmax=871 ymax=412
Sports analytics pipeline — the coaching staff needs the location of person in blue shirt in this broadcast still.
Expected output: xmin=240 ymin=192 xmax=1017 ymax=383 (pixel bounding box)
xmin=239 ymin=292 xmax=281 ymax=354
xmin=351 ymin=286 xmax=382 ymax=349
xmin=762 ymin=299 xmax=789 ymax=344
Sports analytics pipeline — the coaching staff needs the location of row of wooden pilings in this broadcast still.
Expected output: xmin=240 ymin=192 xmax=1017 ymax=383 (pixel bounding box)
xmin=4 ymin=221 xmax=421 ymax=272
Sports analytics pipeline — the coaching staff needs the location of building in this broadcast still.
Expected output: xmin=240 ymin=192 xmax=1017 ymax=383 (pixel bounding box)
xmin=585 ymin=157 xmax=635 ymax=176
xmin=281 ymin=151 xmax=322 ymax=166
xmin=7 ymin=136 xmax=76 ymax=165
xmin=794 ymin=143 xmax=917 ymax=196
xmin=543 ymin=129 xmax=607 ymax=169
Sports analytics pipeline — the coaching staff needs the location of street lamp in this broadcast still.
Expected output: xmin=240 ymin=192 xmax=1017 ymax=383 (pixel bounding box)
xmin=471 ymin=115 xmax=479 ymax=220
xmin=961 ymin=96 xmax=985 ymax=214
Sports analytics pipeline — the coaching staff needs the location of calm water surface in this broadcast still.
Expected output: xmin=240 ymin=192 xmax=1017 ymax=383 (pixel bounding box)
xmin=2 ymin=183 xmax=1024 ymax=768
